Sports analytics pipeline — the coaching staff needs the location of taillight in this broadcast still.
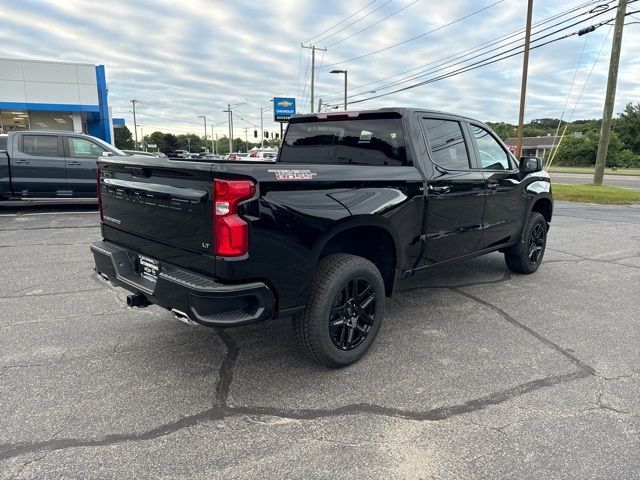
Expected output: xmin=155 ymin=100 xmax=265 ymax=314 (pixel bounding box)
xmin=213 ymin=179 xmax=255 ymax=257
xmin=97 ymin=167 xmax=103 ymax=222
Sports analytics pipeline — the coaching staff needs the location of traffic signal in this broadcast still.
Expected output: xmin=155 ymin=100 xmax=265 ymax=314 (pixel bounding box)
xmin=253 ymin=130 xmax=257 ymax=138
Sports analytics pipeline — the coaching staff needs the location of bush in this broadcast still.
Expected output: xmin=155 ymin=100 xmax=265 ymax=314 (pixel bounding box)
xmin=617 ymin=149 xmax=640 ymax=168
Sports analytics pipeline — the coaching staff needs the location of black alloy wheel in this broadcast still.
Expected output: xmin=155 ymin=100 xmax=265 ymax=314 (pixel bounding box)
xmin=329 ymin=278 xmax=377 ymax=351
xmin=504 ymin=211 xmax=548 ymax=274
xmin=292 ymin=254 xmax=385 ymax=367
xmin=528 ymin=222 xmax=545 ymax=265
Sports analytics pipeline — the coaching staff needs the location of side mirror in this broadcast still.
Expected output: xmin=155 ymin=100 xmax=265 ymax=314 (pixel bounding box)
xmin=101 ymin=151 xmax=115 ymax=157
xmin=519 ymin=156 xmax=542 ymax=173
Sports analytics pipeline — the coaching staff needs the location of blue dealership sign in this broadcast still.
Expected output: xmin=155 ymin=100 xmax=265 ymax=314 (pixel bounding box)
xmin=273 ymin=97 xmax=296 ymax=122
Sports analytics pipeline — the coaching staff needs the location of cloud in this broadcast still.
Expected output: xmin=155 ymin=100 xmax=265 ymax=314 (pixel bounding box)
xmin=1 ymin=0 xmax=638 ymax=136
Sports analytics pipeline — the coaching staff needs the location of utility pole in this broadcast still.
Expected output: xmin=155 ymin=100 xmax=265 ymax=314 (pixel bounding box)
xmin=260 ymin=107 xmax=265 ymax=149
xmin=211 ymin=125 xmax=215 ymax=154
xmin=301 ymin=44 xmax=327 ymax=113
xmin=224 ymin=104 xmax=233 ymax=154
xmin=318 ymin=99 xmax=323 ymax=112
xmin=244 ymin=127 xmax=248 ymax=153
xmin=187 ymin=137 xmax=191 ymax=153
xmin=197 ymin=115 xmax=207 ymax=153
xmin=130 ymin=99 xmax=139 ymax=148
xmin=594 ymin=0 xmax=627 ymax=185
xmin=222 ymin=102 xmax=246 ymax=154
xmin=515 ymin=0 xmax=534 ymax=159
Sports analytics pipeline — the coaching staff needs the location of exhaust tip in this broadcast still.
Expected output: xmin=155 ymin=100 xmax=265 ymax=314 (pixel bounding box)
xmin=171 ymin=308 xmax=197 ymax=326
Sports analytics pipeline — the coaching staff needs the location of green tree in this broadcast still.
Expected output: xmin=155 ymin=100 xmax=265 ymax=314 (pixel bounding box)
xmin=215 ymin=136 xmax=230 ymax=155
xmin=567 ymin=119 xmax=601 ymax=135
xmin=529 ymin=118 xmax=564 ymax=133
xmin=113 ymin=126 xmax=134 ymax=149
xmin=554 ymin=132 xmax=625 ymax=167
xmin=176 ymin=133 xmax=202 ymax=153
xmin=146 ymin=131 xmax=167 ymax=152
xmin=486 ymin=122 xmax=516 ymax=141
xmin=164 ymin=133 xmax=179 ymax=152
xmin=615 ymin=102 xmax=640 ymax=154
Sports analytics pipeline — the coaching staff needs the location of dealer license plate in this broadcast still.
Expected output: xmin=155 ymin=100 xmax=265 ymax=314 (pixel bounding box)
xmin=139 ymin=255 xmax=159 ymax=282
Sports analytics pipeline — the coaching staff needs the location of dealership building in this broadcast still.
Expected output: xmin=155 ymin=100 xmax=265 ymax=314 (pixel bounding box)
xmin=0 ymin=57 xmax=114 ymax=144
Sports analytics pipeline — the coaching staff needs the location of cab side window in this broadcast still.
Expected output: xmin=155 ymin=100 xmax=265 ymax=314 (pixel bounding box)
xmin=421 ymin=118 xmax=470 ymax=170
xmin=20 ymin=135 xmax=59 ymax=156
xmin=67 ymin=137 xmax=106 ymax=158
xmin=472 ymin=125 xmax=512 ymax=170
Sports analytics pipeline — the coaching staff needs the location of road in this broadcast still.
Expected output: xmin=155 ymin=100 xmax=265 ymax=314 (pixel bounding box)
xmin=0 ymin=202 xmax=638 ymax=479
xmin=550 ymin=172 xmax=640 ymax=189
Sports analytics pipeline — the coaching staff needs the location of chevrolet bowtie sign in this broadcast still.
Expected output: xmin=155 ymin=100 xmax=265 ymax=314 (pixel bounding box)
xmin=273 ymin=97 xmax=296 ymax=122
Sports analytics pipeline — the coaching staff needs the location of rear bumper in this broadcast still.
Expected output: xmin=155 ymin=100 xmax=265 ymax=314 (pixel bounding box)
xmin=90 ymin=240 xmax=275 ymax=327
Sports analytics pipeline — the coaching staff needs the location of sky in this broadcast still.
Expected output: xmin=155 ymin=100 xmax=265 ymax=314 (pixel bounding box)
xmin=1 ymin=0 xmax=638 ymax=139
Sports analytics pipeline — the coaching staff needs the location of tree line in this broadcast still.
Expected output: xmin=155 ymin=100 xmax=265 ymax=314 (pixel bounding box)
xmin=486 ymin=102 xmax=640 ymax=168
xmin=114 ymin=103 xmax=640 ymax=167
xmin=113 ymin=128 xmax=281 ymax=155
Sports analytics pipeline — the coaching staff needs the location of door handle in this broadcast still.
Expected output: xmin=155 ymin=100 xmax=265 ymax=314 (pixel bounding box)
xmin=429 ymin=185 xmax=451 ymax=194
xmin=15 ymin=159 xmax=29 ymax=165
xmin=68 ymin=161 xmax=81 ymax=166
xmin=487 ymin=181 xmax=499 ymax=190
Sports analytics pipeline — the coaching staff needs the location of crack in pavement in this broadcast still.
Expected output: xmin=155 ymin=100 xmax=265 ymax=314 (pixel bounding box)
xmin=0 ymin=249 xmax=611 ymax=465
xmin=398 ymin=272 xmax=513 ymax=294
xmin=450 ymin=287 xmax=596 ymax=376
xmin=546 ymin=248 xmax=640 ymax=271
xmin=554 ymin=213 xmax=640 ymax=225
xmin=0 ymin=322 xmax=593 ymax=462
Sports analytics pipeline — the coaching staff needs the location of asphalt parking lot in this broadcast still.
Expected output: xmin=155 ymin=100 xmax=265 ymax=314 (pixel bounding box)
xmin=1 ymin=202 xmax=638 ymax=479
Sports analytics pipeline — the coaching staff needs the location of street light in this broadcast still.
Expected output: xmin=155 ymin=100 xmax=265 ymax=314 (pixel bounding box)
xmin=330 ymin=69 xmax=348 ymax=110
xmin=197 ymin=115 xmax=207 ymax=153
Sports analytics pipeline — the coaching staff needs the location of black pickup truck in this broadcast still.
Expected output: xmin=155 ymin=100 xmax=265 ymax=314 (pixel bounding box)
xmin=91 ymin=108 xmax=552 ymax=367
xmin=1 ymin=131 xmax=125 ymax=199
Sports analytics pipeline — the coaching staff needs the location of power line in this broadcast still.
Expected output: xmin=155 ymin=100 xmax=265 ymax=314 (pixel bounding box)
xmin=303 ymin=0 xmax=380 ymax=44
xmin=135 ymin=111 xmax=208 ymax=127
xmin=314 ymin=0 xmax=394 ymax=45
xmin=323 ymin=0 xmax=504 ymax=67
xmin=348 ymin=8 xmax=630 ymax=105
xmin=321 ymin=0 xmax=603 ymax=100
xmin=337 ymin=2 xmax=627 ymax=104
xmin=351 ymin=1 xmax=615 ymax=100
xmin=327 ymin=0 xmax=419 ymax=47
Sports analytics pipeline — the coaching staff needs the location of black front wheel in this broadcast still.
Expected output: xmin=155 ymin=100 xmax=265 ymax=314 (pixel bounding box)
xmin=505 ymin=212 xmax=548 ymax=274
xmin=293 ymin=254 xmax=385 ymax=367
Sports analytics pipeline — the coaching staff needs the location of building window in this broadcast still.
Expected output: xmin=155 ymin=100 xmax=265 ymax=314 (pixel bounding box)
xmin=0 ymin=110 xmax=30 ymax=132
xmin=29 ymin=111 xmax=74 ymax=132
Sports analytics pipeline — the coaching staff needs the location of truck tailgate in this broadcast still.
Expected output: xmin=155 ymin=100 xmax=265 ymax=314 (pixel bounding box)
xmin=98 ymin=158 xmax=213 ymax=259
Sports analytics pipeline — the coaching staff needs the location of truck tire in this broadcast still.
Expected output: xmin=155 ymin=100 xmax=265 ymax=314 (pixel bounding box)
xmin=292 ymin=254 xmax=385 ymax=368
xmin=505 ymin=212 xmax=547 ymax=274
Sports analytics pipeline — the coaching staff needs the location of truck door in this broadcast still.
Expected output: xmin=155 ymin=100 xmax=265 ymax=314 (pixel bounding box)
xmin=467 ymin=123 xmax=526 ymax=249
xmin=64 ymin=136 xmax=108 ymax=195
xmin=420 ymin=117 xmax=485 ymax=265
xmin=10 ymin=133 xmax=67 ymax=196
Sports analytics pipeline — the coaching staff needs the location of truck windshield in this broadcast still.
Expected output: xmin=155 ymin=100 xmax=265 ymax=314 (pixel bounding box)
xmin=279 ymin=118 xmax=407 ymax=166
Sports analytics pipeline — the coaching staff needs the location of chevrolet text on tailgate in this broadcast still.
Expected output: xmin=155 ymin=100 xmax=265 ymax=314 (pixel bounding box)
xmin=91 ymin=108 xmax=553 ymax=367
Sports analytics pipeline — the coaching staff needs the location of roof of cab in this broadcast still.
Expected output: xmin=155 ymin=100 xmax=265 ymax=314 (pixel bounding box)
xmin=289 ymin=107 xmax=482 ymax=124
